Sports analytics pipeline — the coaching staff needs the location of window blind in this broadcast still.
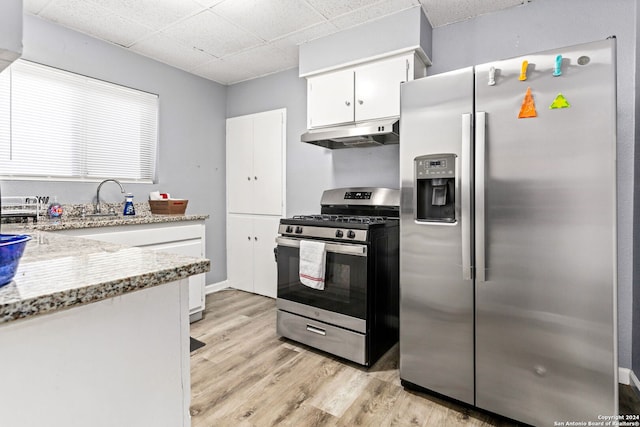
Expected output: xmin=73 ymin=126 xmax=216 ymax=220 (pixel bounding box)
xmin=0 ymin=60 xmax=158 ymax=182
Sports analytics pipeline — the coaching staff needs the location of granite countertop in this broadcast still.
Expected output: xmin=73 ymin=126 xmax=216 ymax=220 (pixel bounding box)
xmin=3 ymin=201 xmax=208 ymax=231
xmin=32 ymin=213 xmax=209 ymax=231
xmin=0 ymin=230 xmax=210 ymax=324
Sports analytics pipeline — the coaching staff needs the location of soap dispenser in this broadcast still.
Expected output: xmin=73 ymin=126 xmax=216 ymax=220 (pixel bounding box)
xmin=123 ymin=193 xmax=135 ymax=216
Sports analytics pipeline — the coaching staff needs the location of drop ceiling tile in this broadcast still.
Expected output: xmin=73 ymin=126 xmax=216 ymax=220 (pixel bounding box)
xmin=130 ymin=32 xmax=216 ymax=72
xmin=304 ymin=0 xmax=383 ymax=19
xmin=191 ymin=58 xmax=259 ymax=85
xmin=211 ymin=0 xmax=325 ymax=41
xmin=330 ymin=0 xmax=421 ymax=30
xmin=24 ymin=0 xmax=54 ymax=14
xmin=238 ymin=44 xmax=298 ymax=76
xmin=163 ymin=9 xmax=263 ymax=57
xmin=39 ymin=0 xmax=153 ymax=47
xmin=273 ymin=20 xmax=340 ymax=45
xmin=420 ymin=0 xmax=525 ymax=27
xmin=89 ymin=0 xmax=206 ymax=31
xmin=192 ymin=0 xmax=225 ymax=8
xmin=193 ymin=43 xmax=297 ymax=84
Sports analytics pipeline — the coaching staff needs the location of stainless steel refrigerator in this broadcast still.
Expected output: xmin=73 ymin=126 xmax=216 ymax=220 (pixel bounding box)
xmin=399 ymin=38 xmax=617 ymax=425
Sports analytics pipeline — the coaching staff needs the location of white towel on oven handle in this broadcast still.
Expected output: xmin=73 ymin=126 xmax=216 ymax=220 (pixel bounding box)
xmin=299 ymin=240 xmax=327 ymax=290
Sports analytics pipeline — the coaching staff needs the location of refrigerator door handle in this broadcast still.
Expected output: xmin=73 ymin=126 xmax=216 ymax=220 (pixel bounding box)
xmin=475 ymin=111 xmax=487 ymax=282
xmin=461 ymin=113 xmax=473 ymax=281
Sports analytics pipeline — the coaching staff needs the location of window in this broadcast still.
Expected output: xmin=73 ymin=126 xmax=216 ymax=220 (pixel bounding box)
xmin=0 ymin=60 xmax=158 ymax=182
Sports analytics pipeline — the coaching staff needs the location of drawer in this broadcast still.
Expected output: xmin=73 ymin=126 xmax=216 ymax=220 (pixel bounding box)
xmin=276 ymin=310 xmax=367 ymax=365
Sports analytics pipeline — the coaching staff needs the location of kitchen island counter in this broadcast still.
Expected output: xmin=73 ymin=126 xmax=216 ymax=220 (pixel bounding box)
xmin=0 ymin=228 xmax=210 ymax=324
xmin=0 ymin=228 xmax=207 ymax=427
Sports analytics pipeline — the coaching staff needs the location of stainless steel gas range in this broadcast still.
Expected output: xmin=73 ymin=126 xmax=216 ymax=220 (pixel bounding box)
xmin=275 ymin=187 xmax=399 ymax=366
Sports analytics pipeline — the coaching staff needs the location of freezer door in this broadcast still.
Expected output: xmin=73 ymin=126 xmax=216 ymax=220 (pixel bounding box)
xmin=399 ymin=68 xmax=475 ymax=404
xmin=474 ymin=39 xmax=617 ymax=425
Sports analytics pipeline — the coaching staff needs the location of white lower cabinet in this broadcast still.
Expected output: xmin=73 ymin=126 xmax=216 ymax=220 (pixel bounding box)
xmin=227 ymin=215 xmax=279 ymax=298
xmin=53 ymin=221 xmax=206 ymax=322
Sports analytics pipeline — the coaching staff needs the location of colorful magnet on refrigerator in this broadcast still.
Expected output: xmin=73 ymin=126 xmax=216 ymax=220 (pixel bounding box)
xmin=553 ymin=55 xmax=563 ymax=76
xmin=519 ymin=60 xmax=529 ymax=81
xmin=549 ymin=93 xmax=570 ymax=109
xmin=518 ymin=87 xmax=537 ymax=118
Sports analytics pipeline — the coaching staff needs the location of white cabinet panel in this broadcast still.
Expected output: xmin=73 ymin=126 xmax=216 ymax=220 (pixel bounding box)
xmin=253 ymin=110 xmax=283 ymax=216
xmin=306 ymin=53 xmax=420 ymax=128
xmin=355 ymin=55 xmax=408 ymax=122
xmin=252 ymin=216 xmax=280 ymax=299
xmin=227 ymin=117 xmax=254 ymax=214
xmin=307 ymin=69 xmax=354 ymax=128
xmin=227 ymin=215 xmax=279 ymax=299
xmin=227 ymin=216 xmax=254 ymax=294
xmin=226 ymin=109 xmax=284 ymax=216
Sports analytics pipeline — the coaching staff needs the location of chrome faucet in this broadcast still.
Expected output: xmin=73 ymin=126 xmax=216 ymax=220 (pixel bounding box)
xmin=95 ymin=179 xmax=125 ymax=214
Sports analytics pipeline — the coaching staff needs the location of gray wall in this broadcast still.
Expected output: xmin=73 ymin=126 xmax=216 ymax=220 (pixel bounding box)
xmin=2 ymin=14 xmax=228 ymax=285
xmin=430 ymin=0 xmax=637 ymax=371
xmin=226 ymin=67 xmax=333 ymax=216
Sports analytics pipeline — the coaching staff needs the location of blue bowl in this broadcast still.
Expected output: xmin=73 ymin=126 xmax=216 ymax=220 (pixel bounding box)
xmin=0 ymin=234 xmax=31 ymax=288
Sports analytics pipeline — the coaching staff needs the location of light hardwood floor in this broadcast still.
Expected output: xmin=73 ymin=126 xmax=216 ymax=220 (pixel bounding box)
xmin=189 ymin=290 xmax=639 ymax=427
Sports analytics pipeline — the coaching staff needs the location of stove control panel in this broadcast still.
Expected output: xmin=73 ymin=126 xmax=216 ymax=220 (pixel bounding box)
xmin=344 ymin=191 xmax=372 ymax=200
xmin=278 ymin=224 xmax=368 ymax=242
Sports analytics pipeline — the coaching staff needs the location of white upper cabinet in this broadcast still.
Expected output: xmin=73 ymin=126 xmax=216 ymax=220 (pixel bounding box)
xmin=307 ymin=69 xmax=354 ymax=128
xmin=227 ymin=109 xmax=284 ymax=216
xmin=354 ymin=55 xmax=410 ymax=122
xmin=307 ymin=52 xmax=425 ymax=129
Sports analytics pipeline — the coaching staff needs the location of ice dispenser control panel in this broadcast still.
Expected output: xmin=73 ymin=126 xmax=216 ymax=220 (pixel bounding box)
xmin=415 ymin=154 xmax=456 ymax=223
xmin=416 ymin=157 xmax=454 ymax=178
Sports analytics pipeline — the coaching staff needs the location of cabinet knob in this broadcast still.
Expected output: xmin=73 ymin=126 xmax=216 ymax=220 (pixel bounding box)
xmin=247 ymin=236 xmax=251 ymax=240
xmin=358 ymin=99 xmax=363 ymax=105
xmin=254 ymin=176 xmax=258 ymax=180
xmin=254 ymin=236 xmax=258 ymax=241
xmin=345 ymin=101 xmax=351 ymax=106
xmin=247 ymin=176 xmax=251 ymax=181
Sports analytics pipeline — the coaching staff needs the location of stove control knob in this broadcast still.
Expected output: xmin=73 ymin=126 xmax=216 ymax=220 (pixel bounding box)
xmin=285 ymin=226 xmax=293 ymax=233
xmin=347 ymin=230 xmax=356 ymax=239
xmin=335 ymin=230 xmax=344 ymax=238
xmin=295 ymin=226 xmax=303 ymax=234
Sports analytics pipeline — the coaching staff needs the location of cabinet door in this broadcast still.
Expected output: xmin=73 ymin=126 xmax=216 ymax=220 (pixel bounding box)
xmin=145 ymin=240 xmax=205 ymax=315
xmin=253 ymin=110 xmax=283 ymax=216
xmin=252 ymin=216 xmax=280 ymax=298
xmin=307 ymin=69 xmax=354 ymax=128
xmin=355 ymin=55 xmax=408 ymax=122
xmin=227 ymin=216 xmax=255 ymax=293
xmin=227 ymin=116 xmax=254 ymax=214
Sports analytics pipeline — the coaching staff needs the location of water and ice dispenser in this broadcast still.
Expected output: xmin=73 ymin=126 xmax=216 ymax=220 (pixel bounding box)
xmin=415 ymin=154 xmax=456 ymax=223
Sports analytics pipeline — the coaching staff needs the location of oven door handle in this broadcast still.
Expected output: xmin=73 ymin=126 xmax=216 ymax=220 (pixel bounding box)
xmin=276 ymin=237 xmax=367 ymax=257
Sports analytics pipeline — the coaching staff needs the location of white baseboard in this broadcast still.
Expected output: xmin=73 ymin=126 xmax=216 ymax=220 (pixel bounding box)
xmin=205 ymin=280 xmax=230 ymax=295
xmin=620 ymin=367 xmax=630 ymax=385
xmin=630 ymin=369 xmax=640 ymax=392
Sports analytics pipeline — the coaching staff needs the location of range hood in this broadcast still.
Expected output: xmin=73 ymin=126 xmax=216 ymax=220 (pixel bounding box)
xmin=301 ymin=119 xmax=399 ymax=149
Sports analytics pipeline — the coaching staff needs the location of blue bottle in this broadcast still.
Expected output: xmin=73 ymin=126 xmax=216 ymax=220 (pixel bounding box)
xmin=123 ymin=193 xmax=135 ymax=216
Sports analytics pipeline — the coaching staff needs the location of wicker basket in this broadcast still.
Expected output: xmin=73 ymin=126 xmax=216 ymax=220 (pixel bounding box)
xmin=148 ymin=199 xmax=188 ymax=215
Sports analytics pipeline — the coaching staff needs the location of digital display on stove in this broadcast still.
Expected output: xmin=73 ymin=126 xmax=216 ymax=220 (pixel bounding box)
xmin=344 ymin=191 xmax=372 ymax=200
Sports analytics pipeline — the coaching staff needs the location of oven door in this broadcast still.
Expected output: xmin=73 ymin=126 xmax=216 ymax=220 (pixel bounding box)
xmin=276 ymin=236 xmax=368 ymax=324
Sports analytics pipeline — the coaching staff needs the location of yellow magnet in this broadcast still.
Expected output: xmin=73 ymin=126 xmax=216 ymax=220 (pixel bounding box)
xmin=518 ymin=87 xmax=537 ymax=118
xmin=549 ymin=93 xmax=570 ymax=109
xmin=519 ymin=60 xmax=529 ymax=81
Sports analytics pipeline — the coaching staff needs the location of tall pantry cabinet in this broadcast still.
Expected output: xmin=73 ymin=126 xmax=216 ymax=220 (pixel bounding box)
xmin=226 ymin=109 xmax=286 ymax=299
